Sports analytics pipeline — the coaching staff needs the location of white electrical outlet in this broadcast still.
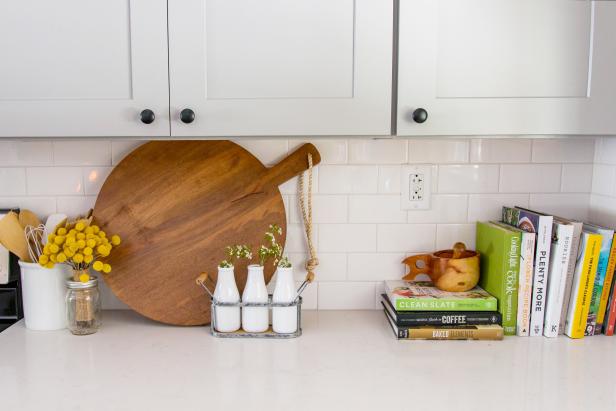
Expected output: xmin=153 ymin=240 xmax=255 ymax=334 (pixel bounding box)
xmin=401 ymin=165 xmax=431 ymax=210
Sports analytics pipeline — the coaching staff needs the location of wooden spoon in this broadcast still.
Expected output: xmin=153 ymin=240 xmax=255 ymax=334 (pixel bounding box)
xmin=452 ymin=242 xmax=467 ymax=259
xmin=18 ymin=209 xmax=41 ymax=230
xmin=0 ymin=211 xmax=31 ymax=262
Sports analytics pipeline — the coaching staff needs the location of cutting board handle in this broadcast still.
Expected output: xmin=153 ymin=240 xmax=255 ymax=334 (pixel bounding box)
xmin=263 ymin=143 xmax=321 ymax=188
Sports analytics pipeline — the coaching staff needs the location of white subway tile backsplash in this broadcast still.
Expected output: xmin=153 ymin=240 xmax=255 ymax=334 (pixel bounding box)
xmin=289 ymin=253 xmax=347 ymax=282
xmin=347 ymin=253 xmax=405 ymax=281
xmin=235 ymin=139 xmax=288 ymax=166
xmin=297 ymin=280 xmax=318 ymax=310
xmin=83 ymin=167 xmax=113 ymax=196
xmin=499 ymin=164 xmax=561 ymax=193
xmin=438 ymin=165 xmax=499 ymax=193
xmin=53 ymin=141 xmax=111 ymax=166
xmin=56 ymin=196 xmax=97 ymax=219
xmin=111 ymin=140 xmax=145 ymax=165
xmin=532 ymin=138 xmax=595 ymax=163
xmin=318 ymin=282 xmax=377 ymax=310
xmin=26 ymin=167 xmax=83 ymax=195
xmin=406 ymin=194 xmax=468 ymax=224
xmin=529 ymin=193 xmax=590 ymax=222
xmin=436 ymin=224 xmax=476 ymax=250
xmin=285 ymin=223 xmax=319 ymax=253
xmin=467 ymin=194 xmax=530 ymax=222
xmin=378 ymin=165 xmax=401 ymax=194
xmin=348 ymin=195 xmax=406 ymax=223
xmin=594 ymin=137 xmax=616 ymax=165
xmin=377 ymin=224 xmax=436 ymax=253
xmin=470 ymin=139 xmax=531 ymax=163
xmin=561 ymin=164 xmax=593 ymax=193
xmin=0 ymin=168 xmax=26 ymax=196
xmin=319 ymin=224 xmax=377 ymax=253
xmin=0 ymin=141 xmax=53 ymax=166
xmin=591 ymin=164 xmax=616 ymax=196
xmin=348 ymin=140 xmax=407 ymax=164
xmin=409 ymin=139 xmax=469 ymax=164
xmin=589 ymin=194 xmax=616 ymax=228
xmin=319 ymin=165 xmax=378 ymax=194
xmin=288 ymin=139 xmax=347 ymax=164
xmin=279 ymin=167 xmax=319 ymax=195
xmin=289 ymin=195 xmax=347 ymax=224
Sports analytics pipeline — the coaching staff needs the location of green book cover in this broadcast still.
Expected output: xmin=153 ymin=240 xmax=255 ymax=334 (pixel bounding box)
xmin=384 ymin=281 xmax=497 ymax=312
xmin=476 ymin=221 xmax=522 ymax=336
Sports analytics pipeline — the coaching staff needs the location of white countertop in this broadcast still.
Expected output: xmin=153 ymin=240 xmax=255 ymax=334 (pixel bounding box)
xmin=1 ymin=310 xmax=615 ymax=411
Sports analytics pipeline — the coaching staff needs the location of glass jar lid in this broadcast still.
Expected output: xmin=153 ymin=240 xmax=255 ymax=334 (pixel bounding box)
xmin=66 ymin=276 xmax=98 ymax=290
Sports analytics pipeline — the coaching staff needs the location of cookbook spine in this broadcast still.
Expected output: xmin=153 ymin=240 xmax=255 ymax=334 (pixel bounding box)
xmin=559 ymin=222 xmax=583 ymax=335
xmin=396 ymin=326 xmax=504 ymax=340
xmin=517 ymin=232 xmax=535 ymax=336
xmin=529 ymin=216 xmax=553 ymax=336
xmin=596 ymin=235 xmax=616 ymax=334
xmin=393 ymin=298 xmax=497 ymax=312
xmin=605 ymin=277 xmax=616 ymax=336
xmin=543 ymin=224 xmax=574 ymax=337
xmin=502 ymin=230 xmax=520 ymax=336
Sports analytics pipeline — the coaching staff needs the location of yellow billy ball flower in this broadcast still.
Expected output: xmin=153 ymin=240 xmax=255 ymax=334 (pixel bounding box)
xmin=69 ymin=244 xmax=79 ymax=253
xmin=111 ymin=235 xmax=121 ymax=246
xmin=83 ymin=247 xmax=93 ymax=256
xmin=57 ymin=227 xmax=67 ymax=236
xmin=97 ymin=245 xmax=108 ymax=255
xmin=85 ymin=226 xmax=94 ymax=235
xmin=48 ymin=233 xmax=56 ymax=243
xmin=98 ymin=231 xmax=106 ymax=239
xmin=75 ymin=221 xmax=86 ymax=232
xmin=64 ymin=248 xmax=75 ymax=258
xmin=69 ymin=229 xmax=77 ymax=236
xmin=56 ymin=253 xmax=67 ymax=263
xmin=92 ymin=261 xmax=104 ymax=271
xmin=73 ymin=253 xmax=84 ymax=264
xmin=77 ymin=240 xmax=86 ymax=249
xmin=43 ymin=244 xmax=51 ymax=255
xmin=84 ymin=254 xmax=93 ymax=264
xmin=49 ymin=254 xmax=57 ymax=263
xmin=39 ymin=255 xmax=49 ymax=265
xmin=76 ymin=233 xmax=86 ymax=240
xmin=65 ymin=236 xmax=76 ymax=245
xmin=92 ymin=225 xmax=100 ymax=234
xmin=54 ymin=236 xmax=65 ymax=245
xmin=49 ymin=244 xmax=60 ymax=254
xmin=45 ymin=262 xmax=55 ymax=269
xmin=86 ymin=239 xmax=96 ymax=248
xmin=79 ymin=273 xmax=90 ymax=283
xmin=102 ymin=264 xmax=112 ymax=274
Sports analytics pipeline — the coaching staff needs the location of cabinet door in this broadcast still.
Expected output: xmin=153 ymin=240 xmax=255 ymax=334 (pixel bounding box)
xmin=169 ymin=0 xmax=392 ymax=136
xmin=0 ymin=0 xmax=170 ymax=137
xmin=398 ymin=0 xmax=616 ymax=136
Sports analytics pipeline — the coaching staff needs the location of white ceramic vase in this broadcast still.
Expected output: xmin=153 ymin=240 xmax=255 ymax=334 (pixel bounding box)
xmin=272 ymin=266 xmax=298 ymax=334
xmin=241 ymin=264 xmax=269 ymax=333
xmin=213 ymin=266 xmax=240 ymax=332
xmin=18 ymin=261 xmax=70 ymax=330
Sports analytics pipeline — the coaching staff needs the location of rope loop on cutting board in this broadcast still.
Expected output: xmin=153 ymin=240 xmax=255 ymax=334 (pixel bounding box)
xmin=298 ymin=153 xmax=317 ymax=282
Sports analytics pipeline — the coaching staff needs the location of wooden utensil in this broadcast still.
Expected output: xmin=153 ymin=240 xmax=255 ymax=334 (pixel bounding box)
xmin=18 ymin=209 xmax=41 ymax=230
xmin=94 ymin=141 xmax=320 ymax=326
xmin=0 ymin=211 xmax=31 ymax=262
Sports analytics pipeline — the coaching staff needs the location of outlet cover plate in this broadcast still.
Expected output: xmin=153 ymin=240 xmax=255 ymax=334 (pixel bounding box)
xmin=401 ymin=165 xmax=431 ymax=210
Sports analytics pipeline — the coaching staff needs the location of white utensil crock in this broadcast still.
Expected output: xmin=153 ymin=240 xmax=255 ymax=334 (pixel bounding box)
xmin=272 ymin=266 xmax=298 ymax=334
xmin=213 ymin=266 xmax=241 ymax=332
xmin=18 ymin=261 xmax=69 ymax=330
xmin=241 ymin=264 xmax=269 ymax=332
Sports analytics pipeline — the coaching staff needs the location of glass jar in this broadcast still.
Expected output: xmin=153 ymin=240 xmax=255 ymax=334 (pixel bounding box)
xmin=66 ymin=276 xmax=101 ymax=335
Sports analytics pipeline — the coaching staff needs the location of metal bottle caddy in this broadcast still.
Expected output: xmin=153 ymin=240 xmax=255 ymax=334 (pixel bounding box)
xmin=196 ymin=273 xmax=311 ymax=339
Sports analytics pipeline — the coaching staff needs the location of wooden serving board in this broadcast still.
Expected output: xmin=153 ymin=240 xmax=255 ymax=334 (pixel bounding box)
xmin=93 ymin=141 xmax=320 ymax=325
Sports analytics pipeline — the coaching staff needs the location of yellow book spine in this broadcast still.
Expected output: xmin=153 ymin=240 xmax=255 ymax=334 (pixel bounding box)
xmin=597 ymin=235 xmax=616 ymax=325
xmin=570 ymin=234 xmax=602 ymax=339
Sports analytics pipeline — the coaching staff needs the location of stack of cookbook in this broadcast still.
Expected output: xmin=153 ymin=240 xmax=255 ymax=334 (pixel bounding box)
xmin=381 ymin=281 xmax=504 ymax=340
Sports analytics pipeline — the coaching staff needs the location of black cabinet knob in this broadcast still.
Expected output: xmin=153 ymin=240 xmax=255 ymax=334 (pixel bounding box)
xmin=140 ymin=109 xmax=155 ymax=124
xmin=180 ymin=108 xmax=195 ymax=124
xmin=412 ymin=108 xmax=428 ymax=123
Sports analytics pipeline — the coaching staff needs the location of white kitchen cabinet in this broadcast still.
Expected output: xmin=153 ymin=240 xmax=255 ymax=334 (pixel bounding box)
xmin=0 ymin=0 xmax=170 ymax=137
xmin=168 ymin=0 xmax=393 ymax=136
xmin=397 ymin=0 xmax=616 ymax=136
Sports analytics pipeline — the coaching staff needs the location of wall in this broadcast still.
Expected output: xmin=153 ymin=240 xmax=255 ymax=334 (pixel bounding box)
xmin=590 ymin=137 xmax=616 ymax=228
xmin=0 ymin=137 xmax=597 ymax=310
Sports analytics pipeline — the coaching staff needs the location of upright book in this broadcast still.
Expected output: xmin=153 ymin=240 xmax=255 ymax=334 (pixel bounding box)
xmin=493 ymin=222 xmax=535 ymax=336
xmin=582 ymin=224 xmax=614 ymax=335
xmin=476 ymin=221 xmax=521 ymax=336
xmin=502 ymin=206 xmax=553 ymax=336
xmin=383 ymin=281 xmax=497 ymax=312
xmin=598 ymin=234 xmax=616 ymax=334
xmin=380 ymin=294 xmax=502 ymax=327
xmin=383 ymin=309 xmax=504 ymax=341
xmin=605 ymin=274 xmax=616 ymax=336
xmin=565 ymin=231 xmax=602 ymax=339
xmin=543 ymin=220 xmax=574 ymax=337
xmin=555 ymin=217 xmax=584 ymax=335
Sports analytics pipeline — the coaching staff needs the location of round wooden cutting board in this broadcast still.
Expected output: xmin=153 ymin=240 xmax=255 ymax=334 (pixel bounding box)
xmin=93 ymin=141 xmax=320 ymax=325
